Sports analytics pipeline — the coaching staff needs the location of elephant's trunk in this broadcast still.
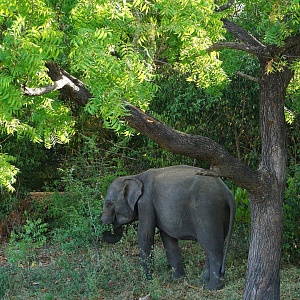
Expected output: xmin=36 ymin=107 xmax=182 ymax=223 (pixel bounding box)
xmin=102 ymin=225 xmax=123 ymax=244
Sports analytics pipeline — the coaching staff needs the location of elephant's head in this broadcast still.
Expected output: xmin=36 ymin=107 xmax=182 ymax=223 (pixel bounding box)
xmin=101 ymin=177 xmax=142 ymax=243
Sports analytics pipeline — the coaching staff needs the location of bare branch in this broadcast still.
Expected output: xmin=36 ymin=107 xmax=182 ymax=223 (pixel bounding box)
xmin=22 ymin=83 xmax=57 ymax=96
xmin=22 ymin=76 xmax=79 ymax=96
xmin=123 ymin=101 xmax=261 ymax=192
xmin=280 ymin=34 xmax=300 ymax=56
xmin=211 ymin=19 xmax=300 ymax=62
xmin=22 ymin=61 xmax=91 ymax=106
xmin=222 ymin=19 xmax=265 ymax=49
xmin=236 ymin=71 xmax=259 ymax=83
xmin=208 ymin=41 xmax=262 ymax=56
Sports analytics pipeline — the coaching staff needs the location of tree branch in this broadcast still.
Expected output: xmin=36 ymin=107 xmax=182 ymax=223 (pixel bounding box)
xmin=236 ymin=71 xmax=259 ymax=83
xmin=222 ymin=19 xmax=265 ymax=49
xmin=210 ymin=19 xmax=300 ymax=65
xmin=123 ymin=101 xmax=261 ymax=191
xmin=22 ymin=62 xmax=261 ymax=192
xmin=214 ymin=0 xmax=235 ymax=12
xmin=21 ymin=77 xmax=78 ymax=96
xmin=280 ymin=34 xmax=300 ymax=56
xmin=208 ymin=41 xmax=262 ymax=56
xmin=22 ymin=62 xmax=91 ymax=106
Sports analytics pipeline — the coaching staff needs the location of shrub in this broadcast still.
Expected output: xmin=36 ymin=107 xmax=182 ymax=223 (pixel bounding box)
xmin=45 ymin=134 xmax=129 ymax=252
xmin=232 ymin=177 xmax=300 ymax=264
xmin=234 ymin=187 xmax=250 ymax=224
xmin=283 ymin=164 xmax=300 ymax=263
xmin=7 ymin=216 xmax=48 ymax=266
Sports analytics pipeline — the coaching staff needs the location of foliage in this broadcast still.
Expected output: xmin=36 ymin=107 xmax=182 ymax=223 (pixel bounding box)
xmin=125 ymin=66 xmax=257 ymax=261
xmin=47 ymin=181 xmax=104 ymax=252
xmin=0 ymin=22 xmax=74 ymax=146
xmin=0 ymin=0 xmax=299 ymax=192
xmin=128 ymin=68 xmax=261 ymax=170
xmin=283 ymin=164 xmax=300 ymax=263
xmin=286 ymin=72 xmax=300 ymax=166
xmin=0 ymin=135 xmax=64 ymax=193
xmin=0 ymin=0 xmax=75 ymax=190
xmin=7 ymin=217 xmax=48 ymax=266
xmin=234 ymin=187 xmax=250 ymax=224
xmin=0 ymin=0 xmax=226 ymax=190
xmin=43 ymin=133 xmax=134 ymax=251
xmin=0 ymin=154 xmax=18 ymax=192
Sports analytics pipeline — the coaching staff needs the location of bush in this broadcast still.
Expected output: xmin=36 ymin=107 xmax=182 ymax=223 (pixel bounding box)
xmin=43 ymin=134 xmax=132 ymax=252
xmin=231 ymin=165 xmax=300 ymax=264
xmin=48 ymin=184 xmax=104 ymax=252
xmin=283 ymin=164 xmax=300 ymax=263
xmin=7 ymin=216 xmax=48 ymax=266
xmin=234 ymin=187 xmax=250 ymax=224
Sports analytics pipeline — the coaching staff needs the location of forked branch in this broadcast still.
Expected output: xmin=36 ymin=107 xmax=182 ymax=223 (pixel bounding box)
xmin=22 ymin=62 xmax=91 ymax=106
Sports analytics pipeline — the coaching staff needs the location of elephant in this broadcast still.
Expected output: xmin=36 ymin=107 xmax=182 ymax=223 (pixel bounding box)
xmin=101 ymin=165 xmax=236 ymax=290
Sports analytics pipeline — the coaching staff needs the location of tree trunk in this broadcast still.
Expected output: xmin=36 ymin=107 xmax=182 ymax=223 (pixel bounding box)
xmin=243 ymin=64 xmax=292 ymax=299
xmin=244 ymin=191 xmax=284 ymax=299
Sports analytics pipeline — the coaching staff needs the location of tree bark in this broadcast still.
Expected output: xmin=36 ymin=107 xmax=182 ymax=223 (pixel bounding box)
xmin=245 ymin=194 xmax=283 ymax=299
xmin=243 ymin=61 xmax=293 ymax=299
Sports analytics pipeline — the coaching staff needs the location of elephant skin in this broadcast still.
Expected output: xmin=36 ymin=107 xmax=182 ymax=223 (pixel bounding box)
xmin=101 ymin=165 xmax=236 ymax=290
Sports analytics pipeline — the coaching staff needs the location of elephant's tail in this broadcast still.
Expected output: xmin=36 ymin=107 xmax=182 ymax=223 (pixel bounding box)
xmin=221 ymin=192 xmax=236 ymax=275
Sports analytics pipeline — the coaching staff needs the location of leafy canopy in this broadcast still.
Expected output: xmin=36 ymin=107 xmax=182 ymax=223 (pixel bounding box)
xmin=0 ymin=0 xmax=300 ymax=190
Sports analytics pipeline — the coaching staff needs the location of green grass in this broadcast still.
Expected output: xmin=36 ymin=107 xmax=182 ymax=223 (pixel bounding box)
xmin=1 ymin=226 xmax=299 ymax=300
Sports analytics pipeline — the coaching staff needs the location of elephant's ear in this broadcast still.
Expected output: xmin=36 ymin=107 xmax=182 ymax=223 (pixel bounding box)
xmin=123 ymin=178 xmax=143 ymax=211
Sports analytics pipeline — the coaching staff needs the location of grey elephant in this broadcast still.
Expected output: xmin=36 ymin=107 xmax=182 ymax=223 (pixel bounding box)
xmin=101 ymin=165 xmax=236 ymax=290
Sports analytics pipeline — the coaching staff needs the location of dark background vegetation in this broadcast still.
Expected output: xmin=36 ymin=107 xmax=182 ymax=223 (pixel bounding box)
xmin=0 ymin=70 xmax=299 ymax=299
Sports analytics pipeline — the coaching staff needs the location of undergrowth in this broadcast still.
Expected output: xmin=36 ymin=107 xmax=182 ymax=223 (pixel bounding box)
xmin=0 ymin=136 xmax=299 ymax=299
xmin=1 ymin=231 xmax=299 ymax=300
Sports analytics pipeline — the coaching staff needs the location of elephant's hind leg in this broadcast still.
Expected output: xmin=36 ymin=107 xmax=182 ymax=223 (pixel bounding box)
xmin=160 ymin=230 xmax=185 ymax=279
xmin=205 ymin=252 xmax=225 ymax=290
xmin=202 ymin=256 xmax=210 ymax=283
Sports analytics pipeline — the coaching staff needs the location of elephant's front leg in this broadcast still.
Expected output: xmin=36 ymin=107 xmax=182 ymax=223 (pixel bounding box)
xmin=160 ymin=230 xmax=185 ymax=279
xmin=137 ymin=220 xmax=156 ymax=279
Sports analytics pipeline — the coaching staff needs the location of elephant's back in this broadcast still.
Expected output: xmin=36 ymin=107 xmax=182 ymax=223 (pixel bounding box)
xmin=149 ymin=165 xmax=231 ymax=214
xmin=149 ymin=165 xmax=229 ymax=196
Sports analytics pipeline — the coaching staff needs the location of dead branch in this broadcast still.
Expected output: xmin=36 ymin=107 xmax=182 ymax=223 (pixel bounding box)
xmin=236 ymin=71 xmax=259 ymax=83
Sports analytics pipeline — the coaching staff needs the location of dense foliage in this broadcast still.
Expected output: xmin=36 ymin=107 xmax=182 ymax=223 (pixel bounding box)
xmin=0 ymin=0 xmax=300 ymax=188
xmin=0 ymin=1 xmax=300 ymax=298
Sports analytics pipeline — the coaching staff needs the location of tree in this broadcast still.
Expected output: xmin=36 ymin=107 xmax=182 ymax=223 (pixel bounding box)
xmin=1 ymin=0 xmax=300 ymax=299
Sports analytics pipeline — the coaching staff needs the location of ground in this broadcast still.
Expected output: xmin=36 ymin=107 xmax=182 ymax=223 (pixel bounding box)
xmin=0 ymin=232 xmax=299 ymax=300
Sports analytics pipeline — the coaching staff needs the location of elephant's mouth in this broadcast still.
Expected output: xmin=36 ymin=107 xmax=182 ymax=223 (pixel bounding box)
xmin=102 ymin=224 xmax=123 ymax=244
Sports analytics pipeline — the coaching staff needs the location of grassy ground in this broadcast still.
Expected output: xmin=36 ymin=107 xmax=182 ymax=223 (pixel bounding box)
xmin=0 ymin=226 xmax=299 ymax=300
